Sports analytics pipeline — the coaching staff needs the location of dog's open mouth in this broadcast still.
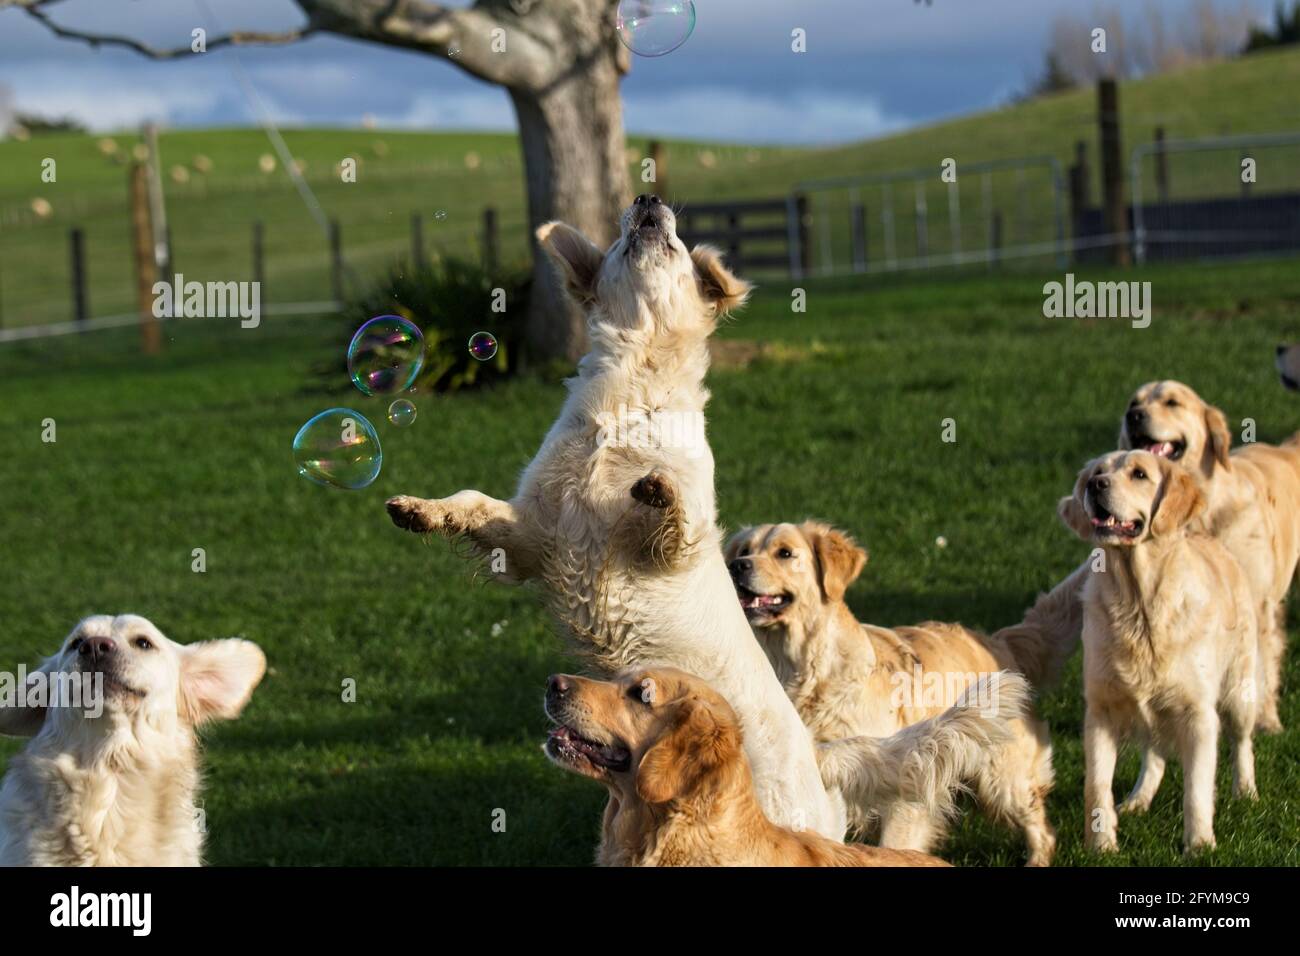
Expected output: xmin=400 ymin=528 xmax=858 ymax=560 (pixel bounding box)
xmin=1088 ymin=503 xmax=1144 ymax=539
xmin=545 ymin=725 xmax=631 ymax=773
xmin=1130 ymin=432 xmax=1185 ymax=461
xmin=736 ymin=585 xmax=793 ymax=621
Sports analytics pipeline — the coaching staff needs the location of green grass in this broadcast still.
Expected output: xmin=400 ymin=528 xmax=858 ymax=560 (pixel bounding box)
xmin=1 ymin=255 xmax=1299 ymax=866
xmin=5 ymin=44 xmax=1300 ymax=326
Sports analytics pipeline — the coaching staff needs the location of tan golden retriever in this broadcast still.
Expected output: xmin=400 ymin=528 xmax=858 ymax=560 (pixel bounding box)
xmin=1059 ymin=451 xmax=1261 ymax=853
xmin=0 ymin=614 xmax=266 ymax=866
xmin=385 ymin=196 xmax=842 ymax=837
xmin=1118 ymin=379 xmax=1300 ymax=734
xmin=542 ymin=666 xmax=955 ymax=867
xmin=723 ymin=521 xmax=1083 ymax=866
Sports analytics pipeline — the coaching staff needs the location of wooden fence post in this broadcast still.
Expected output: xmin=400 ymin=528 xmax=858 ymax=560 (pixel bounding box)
xmin=129 ymin=162 xmax=161 ymax=354
xmin=69 ymin=228 xmax=88 ymax=325
xmin=1098 ymin=78 xmax=1130 ymax=266
xmin=481 ymin=207 xmax=498 ymax=275
xmin=794 ymin=193 xmax=812 ymax=277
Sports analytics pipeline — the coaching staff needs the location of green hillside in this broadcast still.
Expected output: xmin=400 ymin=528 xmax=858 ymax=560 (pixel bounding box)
xmin=2 ymin=45 xmax=1300 ymax=328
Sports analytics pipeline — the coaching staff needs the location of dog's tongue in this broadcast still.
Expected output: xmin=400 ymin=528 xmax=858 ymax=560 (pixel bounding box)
xmin=1147 ymin=441 xmax=1175 ymax=457
xmin=741 ymin=593 xmax=783 ymax=609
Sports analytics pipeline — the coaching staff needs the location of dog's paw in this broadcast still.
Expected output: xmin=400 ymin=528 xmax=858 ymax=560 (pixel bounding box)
xmin=1183 ymin=833 xmax=1217 ymax=856
xmin=387 ymin=495 xmax=441 ymax=534
xmin=631 ymin=472 xmax=675 ymax=509
xmin=1256 ymin=711 xmax=1284 ymax=735
xmin=1117 ymin=795 xmax=1152 ymax=816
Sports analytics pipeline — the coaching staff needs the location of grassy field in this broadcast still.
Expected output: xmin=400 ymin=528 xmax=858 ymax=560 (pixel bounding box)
xmin=4 ymin=45 xmax=1300 ymax=327
xmin=1 ymin=254 xmax=1298 ymax=866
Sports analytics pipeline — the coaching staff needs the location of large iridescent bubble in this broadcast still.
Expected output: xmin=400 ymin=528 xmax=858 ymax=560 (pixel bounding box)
xmin=616 ymin=0 xmax=696 ymax=57
xmin=347 ymin=315 xmax=425 ymax=396
xmin=293 ymin=408 xmax=383 ymax=490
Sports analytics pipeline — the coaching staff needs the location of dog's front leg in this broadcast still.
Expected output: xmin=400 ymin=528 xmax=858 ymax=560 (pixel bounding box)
xmin=628 ymin=470 xmax=691 ymax=570
xmin=1179 ymin=709 xmax=1220 ymax=854
xmin=387 ymin=491 xmax=540 ymax=582
xmin=1083 ymin=710 xmax=1120 ymax=852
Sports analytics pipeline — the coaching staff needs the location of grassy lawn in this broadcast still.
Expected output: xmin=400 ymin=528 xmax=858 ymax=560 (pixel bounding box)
xmin=1 ymin=255 xmax=1299 ymax=866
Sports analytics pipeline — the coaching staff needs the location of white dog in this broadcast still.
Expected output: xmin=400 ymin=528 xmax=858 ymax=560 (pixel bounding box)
xmin=0 ymin=614 xmax=266 ymax=866
xmin=387 ymin=194 xmax=844 ymax=837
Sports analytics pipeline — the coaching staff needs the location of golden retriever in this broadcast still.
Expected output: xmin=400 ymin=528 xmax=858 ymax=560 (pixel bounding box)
xmin=384 ymin=196 xmax=845 ymax=837
xmin=0 ymin=614 xmax=266 ymax=866
xmin=1118 ymin=379 xmax=1300 ymax=733
xmin=724 ymin=521 xmax=1082 ymax=866
xmin=1059 ymin=451 xmax=1261 ymax=853
xmin=542 ymin=666 xmax=974 ymax=866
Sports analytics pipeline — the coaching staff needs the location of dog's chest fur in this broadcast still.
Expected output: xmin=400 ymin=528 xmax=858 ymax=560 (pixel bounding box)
xmin=516 ymin=332 xmax=716 ymax=671
xmin=0 ymin=734 xmax=202 ymax=866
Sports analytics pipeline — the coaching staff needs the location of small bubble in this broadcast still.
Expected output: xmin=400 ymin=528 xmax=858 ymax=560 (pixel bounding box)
xmin=388 ymin=399 xmax=417 ymax=427
xmin=468 ymin=331 xmax=498 ymax=362
xmin=434 ymin=209 xmax=448 ymax=221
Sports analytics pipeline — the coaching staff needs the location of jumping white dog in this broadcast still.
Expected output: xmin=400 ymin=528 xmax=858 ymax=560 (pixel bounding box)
xmin=387 ymin=194 xmax=844 ymax=837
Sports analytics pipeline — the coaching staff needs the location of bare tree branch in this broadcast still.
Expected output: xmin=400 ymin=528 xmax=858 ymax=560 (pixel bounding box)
xmin=21 ymin=4 xmax=317 ymax=59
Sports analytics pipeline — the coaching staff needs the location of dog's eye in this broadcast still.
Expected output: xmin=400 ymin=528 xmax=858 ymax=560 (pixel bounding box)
xmin=1133 ymin=468 xmax=1147 ymax=481
xmin=1164 ymin=398 xmax=1179 ymax=408
xmin=133 ymin=637 xmax=154 ymax=651
xmin=776 ymin=547 xmax=793 ymax=560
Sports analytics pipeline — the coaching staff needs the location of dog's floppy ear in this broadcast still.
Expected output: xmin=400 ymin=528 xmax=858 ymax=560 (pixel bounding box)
xmin=1202 ymin=403 xmax=1232 ymax=475
xmin=1151 ymin=462 xmax=1206 ymax=537
xmin=803 ymin=522 xmax=868 ymax=603
xmin=179 ymin=639 xmax=267 ymax=725
xmin=0 ymin=654 xmax=58 ymax=737
xmin=1057 ymin=461 xmax=1097 ymax=541
xmin=636 ymin=697 xmax=742 ymax=805
xmin=690 ymin=245 xmax=752 ymax=315
xmin=723 ymin=526 xmax=755 ymax=565
xmin=537 ymin=221 xmax=604 ymax=305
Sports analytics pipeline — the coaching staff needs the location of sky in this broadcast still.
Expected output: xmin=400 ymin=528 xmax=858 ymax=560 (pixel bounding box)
xmin=0 ymin=0 xmax=1277 ymax=144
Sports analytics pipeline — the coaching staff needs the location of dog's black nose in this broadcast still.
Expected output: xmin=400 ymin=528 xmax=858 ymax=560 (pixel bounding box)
xmin=1125 ymin=407 xmax=1146 ymax=427
xmin=728 ymin=557 xmax=751 ymax=578
xmin=1088 ymin=475 xmax=1110 ymax=492
xmin=79 ymin=637 xmax=116 ymax=661
xmin=1279 ymin=344 xmax=1289 ymax=357
xmin=547 ymin=674 xmax=571 ymax=698
xmin=633 ymin=193 xmax=661 ymax=206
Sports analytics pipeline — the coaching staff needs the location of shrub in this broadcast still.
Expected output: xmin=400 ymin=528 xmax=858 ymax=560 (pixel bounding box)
xmin=344 ymin=255 xmax=529 ymax=393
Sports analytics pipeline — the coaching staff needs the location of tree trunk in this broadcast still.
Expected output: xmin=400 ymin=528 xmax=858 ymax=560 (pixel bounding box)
xmin=511 ymin=53 xmax=630 ymax=364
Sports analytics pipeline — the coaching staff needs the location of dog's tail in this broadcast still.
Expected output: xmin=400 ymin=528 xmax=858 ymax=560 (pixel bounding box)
xmin=817 ymin=671 xmax=1029 ymax=823
xmin=989 ymin=562 xmax=1089 ymax=689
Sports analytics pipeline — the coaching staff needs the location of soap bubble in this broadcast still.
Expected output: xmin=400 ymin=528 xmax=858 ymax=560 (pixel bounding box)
xmin=348 ymin=315 xmax=425 ymax=395
xmin=293 ymin=408 xmax=382 ymax=490
xmin=388 ymin=399 xmax=417 ymax=427
xmin=617 ymin=0 xmax=696 ymax=57
xmin=468 ymin=331 xmax=498 ymax=362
